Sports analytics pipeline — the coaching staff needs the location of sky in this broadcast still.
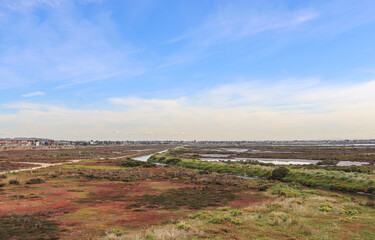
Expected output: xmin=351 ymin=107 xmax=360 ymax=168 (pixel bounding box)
xmin=1 ymin=0 xmax=375 ymax=141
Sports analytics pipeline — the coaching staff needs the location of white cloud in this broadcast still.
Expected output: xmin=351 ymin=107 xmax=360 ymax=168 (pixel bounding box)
xmin=2 ymin=79 xmax=375 ymax=140
xmin=109 ymin=97 xmax=185 ymax=109
xmin=198 ymin=79 xmax=375 ymax=112
xmin=21 ymin=91 xmax=45 ymax=97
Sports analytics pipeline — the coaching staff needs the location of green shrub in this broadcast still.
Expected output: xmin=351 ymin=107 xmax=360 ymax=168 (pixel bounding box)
xmin=189 ymin=211 xmax=213 ymax=219
xmin=271 ymin=185 xmax=300 ymax=198
xmin=270 ymin=167 xmax=290 ymax=180
xmin=216 ymin=207 xmax=230 ymax=211
xmin=340 ymin=208 xmax=347 ymax=215
xmin=304 ymin=190 xmax=317 ymax=194
xmin=0 ymin=174 xmax=7 ymax=179
xmin=347 ymin=209 xmax=358 ymax=215
xmin=198 ymin=170 xmax=210 ymax=175
xmin=177 ymin=223 xmax=191 ymax=231
xmin=320 ymin=202 xmax=333 ymax=212
xmin=320 ymin=206 xmax=332 ymax=212
xmin=339 ymin=208 xmax=358 ymax=215
xmin=165 ymin=158 xmax=181 ymax=165
xmin=209 ymin=216 xmax=242 ymax=225
xmin=230 ymin=209 xmax=242 ymax=216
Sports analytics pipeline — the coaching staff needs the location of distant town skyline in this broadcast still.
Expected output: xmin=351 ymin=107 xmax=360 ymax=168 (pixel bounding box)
xmin=1 ymin=0 xmax=375 ymax=140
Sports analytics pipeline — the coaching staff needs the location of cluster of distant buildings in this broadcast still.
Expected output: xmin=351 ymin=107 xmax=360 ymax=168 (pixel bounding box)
xmin=0 ymin=138 xmax=192 ymax=147
xmin=1 ymin=138 xmax=375 ymax=148
xmin=0 ymin=138 xmax=55 ymax=147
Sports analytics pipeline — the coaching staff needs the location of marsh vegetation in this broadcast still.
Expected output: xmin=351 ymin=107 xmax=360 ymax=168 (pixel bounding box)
xmin=0 ymin=144 xmax=374 ymax=239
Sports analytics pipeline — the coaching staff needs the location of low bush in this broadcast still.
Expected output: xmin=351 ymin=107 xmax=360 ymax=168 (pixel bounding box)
xmin=340 ymin=208 xmax=358 ymax=215
xmin=120 ymin=160 xmax=156 ymax=168
xmin=320 ymin=202 xmax=333 ymax=212
xmin=198 ymin=170 xmax=210 ymax=175
xmin=271 ymin=184 xmax=300 ymax=198
xmin=189 ymin=211 xmax=213 ymax=219
xmin=304 ymin=189 xmax=318 ymax=194
xmin=177 ymin=223 xmax=192 ymax=231
xmin=229 ymin=209 xmax=242 ymax=216
xmin=8 ymin=179 xmax=20 ymax=185
xmin=0 ymin=174 xmax=7 ymax=179
xmin=209 ymin=216 xmax=243 ymax=225
xmin=165 ymin=158 xmax=182 ymax=165
xmin=270 ymin=167 xmax=290 ymax=180
xmin=216 ymin=207 xmax=230 ymax=211
xmin=258 ymin=182 xmax=272 ymax=191
xmin=26 ymin=178 xmax=45 ymax=185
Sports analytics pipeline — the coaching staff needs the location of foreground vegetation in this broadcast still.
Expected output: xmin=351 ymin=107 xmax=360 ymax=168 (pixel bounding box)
xmin=0 ymin=145 xmax=374 ymax=239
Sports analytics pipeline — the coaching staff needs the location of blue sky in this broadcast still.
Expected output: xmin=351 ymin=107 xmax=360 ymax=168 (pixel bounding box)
xmin=1 ymin=0 xmax=375 ymax=140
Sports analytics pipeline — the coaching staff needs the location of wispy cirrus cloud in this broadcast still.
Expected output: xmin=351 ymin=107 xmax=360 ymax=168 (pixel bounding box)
xmin=169 ymin=1 xmax=375 ymax=47
xmin=0 ymin=0 xmax=144 ymax=89
xmin=161 ymin=1 xmax=375 ymax=72
xmin=168 ymin=4 xmax=318 ymax=45
xmin=1 ymin=0 xmax=103 ymax=12
xmin=21 ymin=91 xmax=45 ymax=97
xmin=1 ymin=0 xmax=64 ymax=11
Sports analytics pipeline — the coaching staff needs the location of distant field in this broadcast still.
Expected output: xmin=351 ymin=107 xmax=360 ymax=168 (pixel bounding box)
xmin=178 ymin=145 xmax=375 ymax=164
xmin=0 ymin=145 xmax=374 ymax=239
xmin=0 ymin=144 xmax=174 ymax=166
